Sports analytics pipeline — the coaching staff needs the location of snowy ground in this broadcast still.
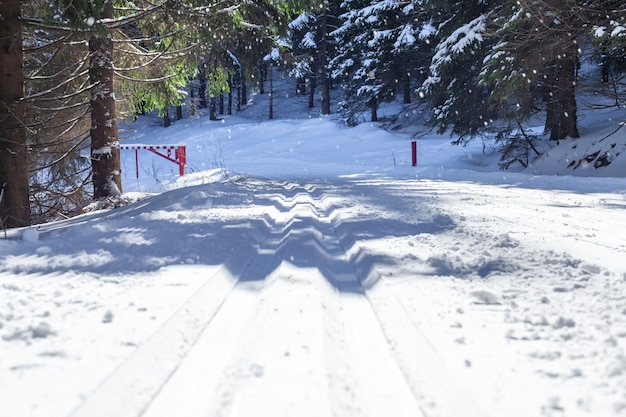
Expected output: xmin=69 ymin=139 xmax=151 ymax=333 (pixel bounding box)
xmin=1 ymin=80 xmax=626 ymax=417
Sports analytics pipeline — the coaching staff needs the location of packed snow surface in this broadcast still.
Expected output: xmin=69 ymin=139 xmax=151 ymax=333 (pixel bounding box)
xmin=1 ymin=86 xmax=626 ymax=417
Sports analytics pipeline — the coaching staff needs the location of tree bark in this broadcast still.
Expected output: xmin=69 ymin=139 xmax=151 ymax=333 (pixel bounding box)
xmin=296 ymin=78 xmax=306 ymax=96
xmin=268 ymin=63 xmax=274 ymax=120
xmin=198 ymin=65 xmax=207 ymax=108
xmin=189 ymin=87 xmax=196 ymax=116
xmin=309 ymin=74 xmax=316 ymax=109
xmin=321 ymin=72 xmax=331 ymax=115
xmin=241 ymin=67 xmax=247 ymax=106
xmin=258 ymin=62 xmax=266 ymax=94
xmin=89 ymin=13 xmax=122 ymax=198
xmin=210 ymin=96 xmax=217 ymax=120
xmin=227 ymin=74 xmax=233 ymax=115
xmin=371 ymin=97 xmax=378 ymax=122
xmin=163 ymin=107 xmax=171 ymax=127
xmin=319 ymin=12 xmax=331 ymax=115
xmin=545 ymin=55 xmax=580 ymax=141
xmin=403 ymin=76 xmax=412 ymax=104
xmin=0 ymin=0 xmax=30 ymax=227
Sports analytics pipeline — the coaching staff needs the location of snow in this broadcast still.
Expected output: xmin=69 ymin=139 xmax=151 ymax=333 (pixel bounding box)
xmin=1 ymin=76 xmax=626 ymax=417
xmin=429 ymin=15 xmax=488 ymax=75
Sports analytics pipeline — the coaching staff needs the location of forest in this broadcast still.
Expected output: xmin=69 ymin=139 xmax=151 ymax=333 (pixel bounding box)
xmin=0 ymin=0 xmax=625 ymax=229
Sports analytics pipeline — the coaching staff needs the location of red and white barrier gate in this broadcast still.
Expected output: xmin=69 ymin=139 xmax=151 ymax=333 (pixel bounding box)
xmin=120 ymin=144 xmax=186 ymax=178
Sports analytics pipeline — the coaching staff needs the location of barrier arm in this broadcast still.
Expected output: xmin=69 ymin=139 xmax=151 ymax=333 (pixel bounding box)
xmin=120 ymin=144 xmax=186 ymax=178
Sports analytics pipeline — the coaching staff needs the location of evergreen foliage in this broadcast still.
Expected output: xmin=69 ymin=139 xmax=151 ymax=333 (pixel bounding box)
xmin=421 ymin=0 xmax=497 ymax=141
xmin=331 ymin=0 xmax=435 ymax=125
xmin=3 ymin=0 xmax=626 ymax=226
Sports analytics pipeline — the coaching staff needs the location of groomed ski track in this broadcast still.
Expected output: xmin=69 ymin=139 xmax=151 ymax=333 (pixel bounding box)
xmin=66 ymin=178 xmax=487 ymax=417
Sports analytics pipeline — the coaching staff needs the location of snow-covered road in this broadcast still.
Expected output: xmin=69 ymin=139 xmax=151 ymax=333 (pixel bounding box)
xmin=2 ymin=175 xmax=625 ymax=417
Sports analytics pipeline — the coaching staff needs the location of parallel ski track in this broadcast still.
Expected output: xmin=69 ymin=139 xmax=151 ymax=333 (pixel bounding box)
xmin=68 ymin=179 xmax=488 ymax=417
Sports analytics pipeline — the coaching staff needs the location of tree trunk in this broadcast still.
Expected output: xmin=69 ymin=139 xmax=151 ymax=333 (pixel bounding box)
xmin=89 ymin=14 xmax=122 ymax=199
xmin=296 ymin=78 xmax=306 ymax=96
xmin=227 ymin=74 xmax=233 ymax=115
xmin=189 ymin=87 xmax=196 ymax=116
xmin=236 ymin=71 xmax=241 ymax=111
xmin=210 ymin=96 xmax=217 ymax=120
xmin=320 ymin=12 xmax=331 ymax=115
xmin=241 ymin=68 xmax=247 ymax=106
xmin=163 ymin=107 xmax=171 ymax=127
xmin=269 ymin=63 xmax=274 ymax=120
xmin=321 ymin=74 xmax=331 ymax=115
xmin=198 ymin=65 xmax=207 ymax=108
xmin=0 ymin=0 xmax=30 ymax=228
xmin=309 ymin=74 xmax=316 ymax=109
xmin=545 ymin=55 xmax=580 ymax=141
xmin=403 ymin=76 xmax=411 ymax=104
xmin=258 ymin=62 xmax=266 ymax=94
xmin=371 ymin=97 xmax=378 ymax=122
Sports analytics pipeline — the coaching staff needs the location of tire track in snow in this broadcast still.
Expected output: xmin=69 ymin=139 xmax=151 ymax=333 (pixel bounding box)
xmin=322 ymin=188 xmax=491 ymax=417
xmin=67 ymin=179 xmax=485 ymax=417
xmin=65 ymin=207 xmax=273 ymax=417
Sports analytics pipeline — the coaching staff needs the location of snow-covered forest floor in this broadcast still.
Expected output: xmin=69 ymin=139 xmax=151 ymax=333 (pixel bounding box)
xmin=1 ymin=75 xmax=626 ymax=417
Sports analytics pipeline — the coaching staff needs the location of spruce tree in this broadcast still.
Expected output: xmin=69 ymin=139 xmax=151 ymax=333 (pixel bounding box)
xmin=421 ymin=0 xmax=498 ymax=141
xmin=288 ymin=1 xmax=341 ymax=115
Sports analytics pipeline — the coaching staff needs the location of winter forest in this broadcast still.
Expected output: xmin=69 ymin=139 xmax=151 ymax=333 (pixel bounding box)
xmin=1 ymin=0 xmax=625 ymax=228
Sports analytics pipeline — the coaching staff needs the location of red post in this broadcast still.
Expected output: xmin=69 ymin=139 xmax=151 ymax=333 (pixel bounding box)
xmin=135 ymin=149 xmax=139 ymax=178
xmin=176 ymin=146 xmax=186 ymax=176
xmin=411 ymin=141 xmax=417 ymax=166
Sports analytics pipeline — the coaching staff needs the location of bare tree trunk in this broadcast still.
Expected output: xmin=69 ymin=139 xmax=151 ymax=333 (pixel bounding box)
xmin=0 ymin=0 xmax=30 ymax=227
xmin=89 ymin=4 xmax=122 ymax=199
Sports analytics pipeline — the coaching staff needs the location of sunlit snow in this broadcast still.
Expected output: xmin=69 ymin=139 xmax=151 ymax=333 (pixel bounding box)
xmin=1 ymin=75 xmax=626 ymax=417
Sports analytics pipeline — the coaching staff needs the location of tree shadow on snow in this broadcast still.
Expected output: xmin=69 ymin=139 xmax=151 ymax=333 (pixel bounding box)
xmin=0 ymin=178 xmax=459 ymax=294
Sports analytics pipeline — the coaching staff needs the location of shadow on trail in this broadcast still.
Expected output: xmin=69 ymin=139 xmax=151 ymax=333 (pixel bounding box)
xmin=0 ymin=177 xmax=457 ymax=293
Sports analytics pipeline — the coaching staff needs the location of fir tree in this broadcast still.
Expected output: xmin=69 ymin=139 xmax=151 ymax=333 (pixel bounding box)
xmin=331 ymin=0 xmax=435 ymax=125
xmin=421 ymin=0 xmax=498 ymax=141
xmin=288 ymin=1 xmax=341 ymax=115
